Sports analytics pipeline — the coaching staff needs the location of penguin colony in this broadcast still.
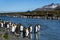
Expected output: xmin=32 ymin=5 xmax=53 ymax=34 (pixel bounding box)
xmin=0 ymin=20 xmax=40 ymax=38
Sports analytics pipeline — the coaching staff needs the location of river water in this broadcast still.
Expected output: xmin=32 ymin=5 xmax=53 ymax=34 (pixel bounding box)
xmin=0 ymin=16 xmax=60 ymax=40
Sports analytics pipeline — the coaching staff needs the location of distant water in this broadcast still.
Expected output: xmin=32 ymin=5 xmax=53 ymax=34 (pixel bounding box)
xmin=0 ymin=16 xmax=60 ymax=40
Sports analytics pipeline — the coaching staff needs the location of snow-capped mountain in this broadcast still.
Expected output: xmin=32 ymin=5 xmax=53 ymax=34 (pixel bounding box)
xmin=34 ymin=3 xmax=60 ymax=11
xmin=43 ymin=3 xmax=60 ymax=8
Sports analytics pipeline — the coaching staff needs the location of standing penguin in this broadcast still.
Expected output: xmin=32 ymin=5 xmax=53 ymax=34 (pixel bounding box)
xmin=15 ymin=24 xmax=20 ymax=35
xmin=34 ymin=24 xmax=41 ymax=33
xmin=7 ymin=23 xmax=10 ymax=28
xmin=23 ymin=27 xmax=29 ymax=38
xmin=28 ymin=25 xmax=32 ymax=33
xmin=25 ymin=28 xmax=29 ymax=37
xmin=23 ymin=27 xmax=26 ymax=38
xmin=3 ymin=21 xmax=10 ymax=28
xmin=20 ymin=24 xmax=24 ymax=32
xmin=11 ymin=23 xmax=17 ymax=34
xmin=0 ymin=20 xmax=3 ymax=27
xmin=0 ymin=22 xmax=4 ymax=27
xmin=37 ymin=24 xmax=40 ymax=32
xmin=34 ymin=25 xmax=38 ymax=33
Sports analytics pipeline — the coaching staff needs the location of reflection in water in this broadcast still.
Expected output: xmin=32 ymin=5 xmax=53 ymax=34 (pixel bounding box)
xmin=29 ymin=33 xmax=32 ymax=39
xmin=34 ymin=32 xmax=40 ymax=40
xmin=20 ymin=31 xmax=32 ymax=39
xmin=20 ymin=32 xmax=23 ymax=37
xmin=21 ymin=30 xmax=40 ymax=40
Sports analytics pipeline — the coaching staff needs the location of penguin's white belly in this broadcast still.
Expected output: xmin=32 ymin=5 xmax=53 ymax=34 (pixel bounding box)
xmin=7 ymin=24 xmax=9 ymax=28
xmin=20 ymin=26 xmax=23 ymax=31
xmin=30 ymin=27 xmax=32 ymax=32
xmin=38 ymin=25 xmax=40 ymax=31
xmin=36 ymin=26 xmax=38 ymax=32
xmin=12 ymin=26 xmax=16 ymax=32
xmin=1 ymin=23 xmax=3 ymax=27
xmin=26 ymin=29 xmax=29 ymax=36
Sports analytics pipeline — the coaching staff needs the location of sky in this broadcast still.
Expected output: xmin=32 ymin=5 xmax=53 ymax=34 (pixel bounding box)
xmin=0 ymin=0 xmax=60 ymax=12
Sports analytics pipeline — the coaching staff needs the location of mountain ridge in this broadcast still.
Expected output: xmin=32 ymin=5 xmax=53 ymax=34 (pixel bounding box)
xmin=34 ymin=3 xmax=60 ymax=11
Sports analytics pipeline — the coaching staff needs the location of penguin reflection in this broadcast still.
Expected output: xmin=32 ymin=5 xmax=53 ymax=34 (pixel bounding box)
xmin=29 ymin=33 xmax=32 ymax=39
xmin=34 ymin=32 xmax=40 ymax=40
xmin=20 ymin=32 xmax=23 ymax=37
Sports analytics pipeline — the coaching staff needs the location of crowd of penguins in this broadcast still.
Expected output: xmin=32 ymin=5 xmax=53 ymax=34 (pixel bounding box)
xmin=0 ymin=20 xmax=40 ymax=38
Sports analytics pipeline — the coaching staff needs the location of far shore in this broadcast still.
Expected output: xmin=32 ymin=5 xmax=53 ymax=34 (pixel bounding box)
xmin=0 ymin=11 xmax=60 ymax=20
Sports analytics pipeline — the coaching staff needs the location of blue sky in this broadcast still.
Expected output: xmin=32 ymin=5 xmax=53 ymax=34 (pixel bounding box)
xmin=0 ymin=0 xmax=60 ymax=12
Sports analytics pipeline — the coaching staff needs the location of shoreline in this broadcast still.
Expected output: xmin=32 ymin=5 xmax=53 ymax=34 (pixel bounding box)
xmin=0 ymin=15 xmax=60 ymax=20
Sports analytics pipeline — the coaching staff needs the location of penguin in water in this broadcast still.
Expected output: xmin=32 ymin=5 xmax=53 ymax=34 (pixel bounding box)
xmin=0 ymin=22 xmax=1 ymax=27
xmin=23 ymin=27 xmax=29 ymax=38
xmin=3 ymin=21 xmax=10 ymax=28
xmin=15 ymin=24 xmax=20 ymax=35
xmin=9 ymin=21 xmax=12 ymax=27
xmin=34 ymin=25 xmax=38 ymax=33
xmin=0 ymin=22 xmax=4 ymax=28
xmin=20 ymin=24 xmax=24 ymax=32
xmin=11 ymin=23 xmax=17 ymax=34
xmin=25 ymin=28 xmax=29 ymax=37
xmin=23 ymin=27 xmax=26 ymax=38
xmin=28 ymin=25 xmax=32 ymax=33
xmin=34 ymin=24 xmax=41 ymax=33
xmin=37 ymin=24 xmax=40 ymax=32
xmin=7 ymin=23 xmax=10 ymax=28
xmin=0 ymin=20 xmax=4 ymax=28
